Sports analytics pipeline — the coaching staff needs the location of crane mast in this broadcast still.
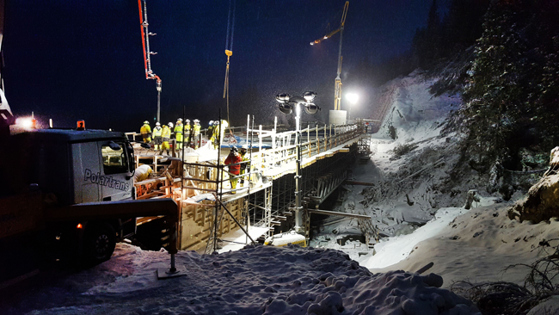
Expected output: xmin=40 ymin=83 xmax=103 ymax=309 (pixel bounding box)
xmin=310 ymin=1 xmax=349 ymax=112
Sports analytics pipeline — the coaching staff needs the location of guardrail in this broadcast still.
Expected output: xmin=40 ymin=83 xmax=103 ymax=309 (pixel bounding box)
xmin=249 ymin=122 xmax=363 ymax=178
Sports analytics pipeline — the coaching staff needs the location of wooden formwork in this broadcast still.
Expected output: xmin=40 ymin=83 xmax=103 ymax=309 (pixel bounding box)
xmin=172 ymin=159 xmax=247 ymax=251
xmin=134 ymin=154 xmax=247 ymax=252
xmin=178 ymin=198 xmax=244 ymax=251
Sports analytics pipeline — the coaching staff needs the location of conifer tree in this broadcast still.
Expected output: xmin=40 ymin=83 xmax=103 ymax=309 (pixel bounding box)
xmin=462 ymin=0 xmax=559 ymax=169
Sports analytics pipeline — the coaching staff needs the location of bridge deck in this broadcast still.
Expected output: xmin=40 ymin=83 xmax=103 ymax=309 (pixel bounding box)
xmin=130 ymin=122 xmax=367 ymax=251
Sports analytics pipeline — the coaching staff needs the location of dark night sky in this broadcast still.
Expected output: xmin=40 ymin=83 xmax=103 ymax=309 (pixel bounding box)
xmin=3 ymin=0 xmax=448 ymax=132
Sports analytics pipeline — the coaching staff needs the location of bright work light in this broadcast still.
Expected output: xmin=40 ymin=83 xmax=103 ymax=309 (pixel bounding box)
xmin=304 ymin=103 xmax=320 ymax=115
xmin=303 ymin=91 xmax=316 ymax=102
xmin=274 ymin=91 xmax=320 ymax=234
xmin=275 ymin=93 xmax=290 ymax=104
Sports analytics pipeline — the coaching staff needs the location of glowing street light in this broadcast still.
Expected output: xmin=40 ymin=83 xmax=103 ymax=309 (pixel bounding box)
xmin=276 ymin=92 xmax=320 ymax=233
xmin=346 ymin=92 xmax=359 ymax=105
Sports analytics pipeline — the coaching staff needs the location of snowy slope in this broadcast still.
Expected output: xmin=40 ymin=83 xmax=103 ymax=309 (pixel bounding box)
xmin=310 ymin=71 xmax=559 ymax=313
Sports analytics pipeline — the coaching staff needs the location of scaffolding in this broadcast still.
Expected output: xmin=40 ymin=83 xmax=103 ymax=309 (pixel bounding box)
xmin=129 ymin=117 xmax=365 ymax=252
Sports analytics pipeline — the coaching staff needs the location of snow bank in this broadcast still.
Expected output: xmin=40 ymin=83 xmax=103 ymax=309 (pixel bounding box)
xmin=4 ymin=244 xmax=479 ymax=314
xmin=360 ymin=207 xmax=468 ymax=269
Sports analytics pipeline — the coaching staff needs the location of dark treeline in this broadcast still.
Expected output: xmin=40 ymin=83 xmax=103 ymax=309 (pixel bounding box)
xmin=413 ymin=0 xmax=490 ymax=71
xmin=350 ymin=0 xmax=491 ymax=87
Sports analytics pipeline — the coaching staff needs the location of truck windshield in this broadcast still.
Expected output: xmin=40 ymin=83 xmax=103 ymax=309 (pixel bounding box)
xmin=102 ymin=142 xmax=128 ymax=175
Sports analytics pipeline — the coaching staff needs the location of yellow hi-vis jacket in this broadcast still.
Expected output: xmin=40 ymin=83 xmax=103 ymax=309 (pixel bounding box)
xmin=174 ymin=123 xmax=183 ymax=134
xmin=140 ymin=124 xmax=151 ymax=135
xmin=162 ymin=126 xmax=171 ymax=140
xmin=152 ymin=126 xmax=162 ymax=138
xmin=212 ymin=120 xmax=228 ymax=140
xmin=193 ymin=124 xmax=201 ymax=136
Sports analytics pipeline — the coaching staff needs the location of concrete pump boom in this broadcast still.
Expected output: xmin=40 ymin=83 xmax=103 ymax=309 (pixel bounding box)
xmin=138 ymin=0 xmax=162 ymax=122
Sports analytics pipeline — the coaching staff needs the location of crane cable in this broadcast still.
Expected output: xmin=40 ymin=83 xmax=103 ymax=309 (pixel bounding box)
xmin=138 ymin=0 xmax=162 ymax=120
xmin=223 ymin=0 xmax=236 ymax=126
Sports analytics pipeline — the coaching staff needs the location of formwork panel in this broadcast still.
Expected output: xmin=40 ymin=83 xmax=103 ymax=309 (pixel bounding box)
xmin=179 ymin=198 xmax=244 ymax=251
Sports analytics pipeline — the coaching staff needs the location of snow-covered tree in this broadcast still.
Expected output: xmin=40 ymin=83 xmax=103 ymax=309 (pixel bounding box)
xmin=462 ymin=0 xmax=559 ymax=172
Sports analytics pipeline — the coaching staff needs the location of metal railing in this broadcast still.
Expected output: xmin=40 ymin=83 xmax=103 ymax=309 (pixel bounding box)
xmin=249 ymin=122 xmax=363 ymax=178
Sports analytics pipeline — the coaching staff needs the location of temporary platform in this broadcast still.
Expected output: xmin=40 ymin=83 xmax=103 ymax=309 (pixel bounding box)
xmin=128 ymin=118 xmax=367 ymax=253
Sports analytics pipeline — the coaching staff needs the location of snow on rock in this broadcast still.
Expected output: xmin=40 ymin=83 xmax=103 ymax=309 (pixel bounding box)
xmin=387 ymin=202 xmax=432 ymax=226
xmin=361 ymin=207 xmax=468 ymax=269
xmin=376 ymin=71 xmax=460 ymax=144
xmin=3 ymin=244 xmax=479 ymax=315
xmin=508 ymin=173 xmax=559 ymax=223
xmin=526 ymin=295 xmax=559 ymax=315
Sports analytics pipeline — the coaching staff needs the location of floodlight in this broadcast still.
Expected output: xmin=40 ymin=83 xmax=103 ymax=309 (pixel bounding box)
xmin=273 ymin=91 xmax=319 ymax=236
xmin=276 ymin=93 xmax=290 ymax=104
xmin=303 ymin=91 xmax=316 ymax=102
xmin=304 ymin=103 xmax=320 ymax=115
xmin=278 ymin=103 xmax=293 ymax=115
xmin=346 ymin=92 xmax=359 ymax=104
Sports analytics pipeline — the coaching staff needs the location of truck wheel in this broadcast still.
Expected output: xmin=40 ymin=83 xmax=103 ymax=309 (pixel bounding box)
xmin=84 ymin=223 xmax=116 ymax=264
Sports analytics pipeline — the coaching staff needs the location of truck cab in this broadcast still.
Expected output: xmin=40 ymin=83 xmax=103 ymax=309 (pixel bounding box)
xmin=0 ymin=128 xmax=137 ymax=270
xmin=4 ymin=129 xmax=135 ymax=204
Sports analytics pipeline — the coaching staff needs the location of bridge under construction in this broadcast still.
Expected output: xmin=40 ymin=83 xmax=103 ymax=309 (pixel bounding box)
xmin=128 ymin=117 xmax=375 ymax=254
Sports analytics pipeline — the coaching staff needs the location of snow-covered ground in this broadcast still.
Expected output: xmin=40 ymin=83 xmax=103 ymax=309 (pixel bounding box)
xmin=3 ymin=72 xmax=559 ymax=314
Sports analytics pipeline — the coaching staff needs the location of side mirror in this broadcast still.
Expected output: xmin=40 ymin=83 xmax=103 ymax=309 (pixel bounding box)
xmin=125 ymin=141 xmax=135 ymax=180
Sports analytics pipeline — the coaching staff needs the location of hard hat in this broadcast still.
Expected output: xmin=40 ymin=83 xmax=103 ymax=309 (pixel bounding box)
xmin=193 ymin=119 xmax=200 ymax=123
xmin=177 ymin=118 xmax=183 ymax=122
xmin=230 ymin=146 xmax=238 ymax=153
xmin=168 ymin=122 xmax=174 ymax=128
xmin=156 ymin=122 xmax=161 ymax=126
xmin=209 ymin=120 xmax=214 ymax=125
xmin=240 ymin=147 xmax=247 ymax=154
xmin=144 ymin=120 xmax=149 ymax=124
xmin=185 ymin=119 xmax=190 ymax=123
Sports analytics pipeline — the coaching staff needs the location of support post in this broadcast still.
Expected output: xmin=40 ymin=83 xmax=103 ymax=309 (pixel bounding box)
xmin=294 ymin=103 xmax=303 ymax=233
xmin=157 ymin=219 xmax=187 ymax=279
xmin=156 ymin=83 xmax=161 ymax=123
xmin=307 ymin=125 xmax=312 ymax=157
